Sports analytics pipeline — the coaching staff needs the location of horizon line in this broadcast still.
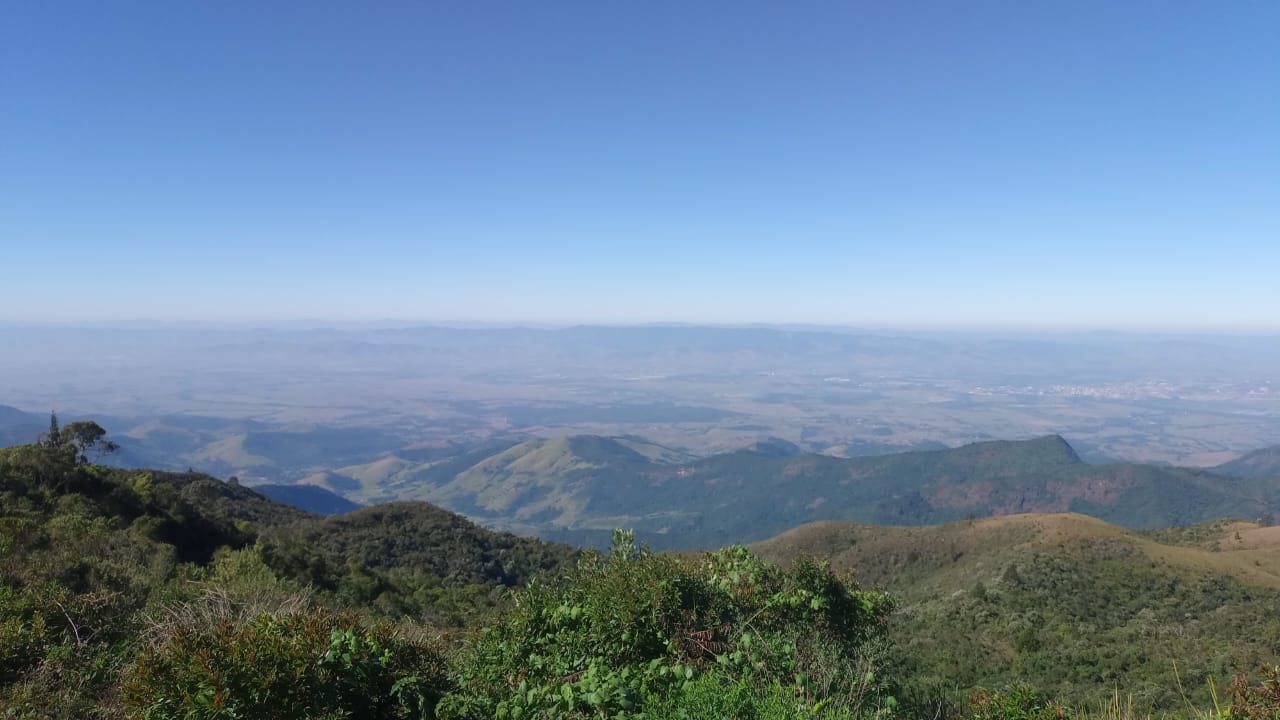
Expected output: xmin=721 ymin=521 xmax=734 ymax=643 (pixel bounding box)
xmin=1 ymin=318 xmax=1278 ymax=336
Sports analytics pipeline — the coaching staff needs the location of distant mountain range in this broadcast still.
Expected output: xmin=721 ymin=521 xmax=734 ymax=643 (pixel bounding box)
xmin=5 ymin=402 xmax=1279 ymax=549
xmin=323 ymin=433 xmax=1279 ymax=549
xmin=0 ymin=404 xmax=45 ymax=446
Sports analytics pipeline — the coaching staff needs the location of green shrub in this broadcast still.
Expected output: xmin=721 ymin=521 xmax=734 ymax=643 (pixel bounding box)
xmin=643 ymin=673 xmax=878 ymax=720
xmin=121 ymin=608 xmax=450 ymax=720
xmin=965 ymin=685 xmax=1069 ymax=720
xmin=0 ymin=583 xmax=53 ymax=684
xmin=439 ymin=531 xmax=895 ymax=719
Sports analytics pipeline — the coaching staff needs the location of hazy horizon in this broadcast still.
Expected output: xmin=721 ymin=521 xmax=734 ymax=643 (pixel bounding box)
xmin=3 ymin=322 xmax=1277 ymax=472
xmin=3 ymin=318 xmax=1280 ymax=335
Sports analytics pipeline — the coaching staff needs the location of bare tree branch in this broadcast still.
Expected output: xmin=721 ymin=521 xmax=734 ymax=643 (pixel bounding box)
xmin=54 ymin=600 xmax=88 ymax=648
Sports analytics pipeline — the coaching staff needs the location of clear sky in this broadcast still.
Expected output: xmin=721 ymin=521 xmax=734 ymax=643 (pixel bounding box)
xmin=2 ymin=1 xmax=1277 ymax=328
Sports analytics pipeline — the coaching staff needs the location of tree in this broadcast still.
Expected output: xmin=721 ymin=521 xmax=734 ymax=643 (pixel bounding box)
xmin=40 ymin=411 xmax=61 ymax=447
xmin=59 ymin=420 xmax=119 ymax=464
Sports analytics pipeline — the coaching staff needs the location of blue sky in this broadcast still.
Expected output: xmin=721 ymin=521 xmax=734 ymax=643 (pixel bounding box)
xmin=3 ymin=1 xmax=1277 ymax=328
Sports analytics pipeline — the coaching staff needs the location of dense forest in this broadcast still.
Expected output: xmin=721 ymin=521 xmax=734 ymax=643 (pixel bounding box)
xmin=3 ymin=421 xmax=1280 ymax=719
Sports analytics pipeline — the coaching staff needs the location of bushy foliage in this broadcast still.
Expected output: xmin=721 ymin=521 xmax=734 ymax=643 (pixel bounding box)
xmin=965 ymin=686 xmax=1069 ymax=720
xmin=0 ymin=443 xmax=187 ymax=717
xmin=439 ymin=531 xmax=896 ymax=719
xmin=1225 ymin=665 xmax=1280 ymax=719
xmin=258 ymin=502 xmax=578 ymax=626
xmin=0 ymin=433 xmax=567 ymax=716
xmin=641 ymin=674 xmax=875 ymax=720
xmin=875 ymin=537 xmax=1280 ymax=711
xmin=121 ymin=608 xmax=449 ymax=720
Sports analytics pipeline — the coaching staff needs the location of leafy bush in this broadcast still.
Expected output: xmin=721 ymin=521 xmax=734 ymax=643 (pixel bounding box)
xmin=642 ymin=673 xmax=872 ymax=720
xmin=965 ymin=686 xmax=1069 ymax=720
xmin=1225 ymin=666 xmax=1280 ymax=719
xmin=121 ymin=608 xmax=450 ymax=720
xmin=0 ymin=578 xmax=140 ymax=720
xmin=439 ymin=531 xmax=895 ymax=719
xmin=257 ymin=501 xmax=578 ymax=627
xmin=0 ymin=583 xmax=53 ymax=684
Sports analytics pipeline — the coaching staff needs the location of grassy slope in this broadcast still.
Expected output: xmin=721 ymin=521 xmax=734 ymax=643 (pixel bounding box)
xmin=339 ymin=455 xmax=414 ymax=486
xmin=189 ymin=433 xmax=275 ymax=471
xmin=752 ymin=512 xmax=1280 ymax=592
xmin=751 ymin=513 xmax=1280 ymax=710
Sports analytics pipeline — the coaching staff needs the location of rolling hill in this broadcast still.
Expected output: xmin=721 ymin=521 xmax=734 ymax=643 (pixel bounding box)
xmin=0 ymin=438 xmax=576 ymax=625
xmin=750 ymin=512 xmax=1280 ymax=710
xmin=1215 ymin=445 xmax=1280 ymax=480
xmin=323 ymin=433 xmax=1277 ymax=549
xmin=254 ymin=482 xmax=362 ymax=514
xmin=258 ymin=501 xmax=577 ymax=599
xmin=0 ymin=404 xmax=44 ymax=446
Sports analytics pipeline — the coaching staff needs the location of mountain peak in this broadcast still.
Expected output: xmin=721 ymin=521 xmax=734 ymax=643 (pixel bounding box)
xmin=949 ymin=434 xmax=1082 ymax=470
xmin=748 ymin=437 xmax=803 ymax=457
xmin=1027 ymin=434 xmax=1082 ymax=463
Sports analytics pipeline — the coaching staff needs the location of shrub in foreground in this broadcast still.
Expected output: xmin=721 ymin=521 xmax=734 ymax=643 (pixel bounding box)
xmin=121 ymin=608 xmax=449 ymax=720
xmin=1225 ymin=665 xmax=1280 ymax=719
xmin=439 ymin=531 xmax=896 ymax=719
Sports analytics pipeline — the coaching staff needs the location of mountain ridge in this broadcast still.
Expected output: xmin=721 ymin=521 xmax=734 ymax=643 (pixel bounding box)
xmin=320 ymin=433 xmax=1276 ymax=549
xmin=254 ymin=482 xmax=361 ymax=514
xmin=1215 ymin=445 xmax=1280 ymax=480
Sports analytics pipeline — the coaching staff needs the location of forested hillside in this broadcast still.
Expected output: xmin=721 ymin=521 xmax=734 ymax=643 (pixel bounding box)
xmin=5 ymin=424 xmax=1280 ymax=719
xmin=1215 ymin=445 xmax=1280 ymax=481
xmin=0 ymin=425 xmax=575 ymax=716
xmin=751 ymin=513 xmax=1280 ymax=710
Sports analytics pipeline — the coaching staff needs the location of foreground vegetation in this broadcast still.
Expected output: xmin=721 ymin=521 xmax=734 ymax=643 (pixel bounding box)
xmin=751 ymin=514 xmax=1280 ymax=711
xmin=3 ymin=423 xmax=1280 ymax=718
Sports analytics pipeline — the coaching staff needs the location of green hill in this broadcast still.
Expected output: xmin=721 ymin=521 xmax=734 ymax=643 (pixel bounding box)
xmin=427 ymin=435 xmax=656 ymax=523
xmin=750 ymin=512 xmax=1280 ymax=710
xmin=339 ymin=454 xmax=415 ymax=487
xmin=343 ymin=433 xmax=1275 ymax=549
xmin=258 ymin=501 xmax=577 ymax=625
xmin=0 ymin=435 xmax=576 ymax=714
xmin=254 ymin=482 xmax=362 ymax=514
xmin=1215 ymin=445 xmax=1280 ymax=480
xmin=0 ymin=404 xmax=44 ymax=446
